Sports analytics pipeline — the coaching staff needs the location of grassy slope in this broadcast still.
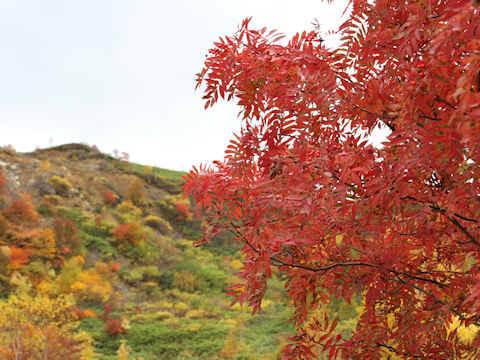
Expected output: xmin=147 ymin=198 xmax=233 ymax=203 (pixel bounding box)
xmin=0 ymin=144 xmax=293 ymax=360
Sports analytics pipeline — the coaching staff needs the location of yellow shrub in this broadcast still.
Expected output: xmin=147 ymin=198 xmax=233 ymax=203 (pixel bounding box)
xmin=70 ymin=270 xmax=115 ymax=303
xmin=30 ymin=228 xmax=56 ymax=260
xmin=43 ymin=194 xmax=62 ymax=205
xmin=230 ymin=259 xmax=243 ymax=270
xmin=184 ymin=323 xmax=202 ymax=332
xmin=115 ymin=200 xmax=142 ymax=222
xmin=37 ymin=280 xmax=52 ymax=294
xmin=130 ymin=311 xmax=173 ymax=323
xmin=159 ymin=301 xmax=174 ymax=309
xmin=174 ymin=302 xmax=188 ymax=316
xmin=39 ymin=160 xmax=51 ymax=172
xmin=59 ymin=261 xmax=118 ymax=304
xmin=185 ymin=308 xmax=208 ymax=319
xmin=117 ymin=339 xmax=131 ymax=360
xmin=0 ymin=291 xmax=94 ymax=359
xmin=49 ymin=175 xmax=72 ymax=196
xmin=143 ymin=215 xmax=172 ymax=234
xmin=172 ymin=270 xmax=196 ymax=292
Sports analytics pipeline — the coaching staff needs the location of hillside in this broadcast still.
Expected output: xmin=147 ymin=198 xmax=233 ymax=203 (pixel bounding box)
xmin=0 ymin=143 xmax=297 ymax=360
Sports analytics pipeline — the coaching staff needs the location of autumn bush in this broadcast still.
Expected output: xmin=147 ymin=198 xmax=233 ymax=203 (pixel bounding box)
xmin=6 ymin=246 xmax=30 ymax=270
xmin=0 ymin=290 xmax=95 ymax=359
xmin=125 ymin=265 xmax=161 ymax=284
xmin=143 ymin=214 xmax=172 ymax=234
xmin=2 ymin=197 xmax=38 ymax=224
xmin=115 ymin=200 xmax=142 ymax=223
xmin=49 ymin=175 xmax=72 ymax=196
xmin=158 ymin=194 xmax=192 ymax=220
xmin=36 ymin=198 xmax=56 ymax=215
xmin=127 ymin=179 xmax=143 ymax=205
xmin=174 ymin=202 xmax=193 ymax=221
xmin=43 ymin=193 xmax=62 ymax=205
xmin=172 ymin=270 xmax=196 ymax=292
xmin=113 ymin=221 xmax=145 ymax=247
xmin=130 ymin=311 xmax=173 ymax=323
xmin=104 ymin=318 xmax=127 ymax=338
xmin=58 ymin=259 xmax=119 ymax=304
xmin=104 ymin=190 xmax=118 ymax=206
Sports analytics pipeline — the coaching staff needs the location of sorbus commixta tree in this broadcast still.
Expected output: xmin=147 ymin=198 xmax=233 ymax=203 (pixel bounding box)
xmin=185 ymin=1 xmax=480 ymax=359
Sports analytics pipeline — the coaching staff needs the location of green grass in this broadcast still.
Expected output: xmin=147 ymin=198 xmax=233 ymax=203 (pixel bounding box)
xmin=129 ymin=162 xmax=187 ymax=183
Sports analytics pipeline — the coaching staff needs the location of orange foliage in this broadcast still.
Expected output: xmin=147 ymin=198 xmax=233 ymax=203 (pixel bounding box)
xmin=109 ymin=260 xmax=120 ymax=272
xmin=104 ymin=191 xmax=117 ymax=206
xmin=7 ymin=246 xmax=30 ymax=270
xmin=2 ymin=196 xmax=38 ymax=224
xmin=127 ymin=179 xmax=143 ymax=204
xmin=69 ymin=263 xmax=118 ymax=304
xmin=113 ymin=221 xmax=144 ymax=246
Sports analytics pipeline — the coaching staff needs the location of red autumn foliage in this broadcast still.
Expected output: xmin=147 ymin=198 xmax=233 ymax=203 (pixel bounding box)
xmin=174 ymin=202 xmax=193 ymax=220
xmin=98 ymin=304 xmax=112 ymax=322
xmin=104 ymin=319 xmax=126 ymax=338
xmin=2 ymin=198 xmax=38 ymax=224
xmin=185 ymin=1 xmax=480 ymax=359
xmin=103 ymin=191 xmax=117 ymax=206
xmin=109 ymin=260 xmax=120 ymax=272
xmin=0 ymin=169 xmax=5 ymax=191
xmin=112 ymin=221 xmax=144 ymax=246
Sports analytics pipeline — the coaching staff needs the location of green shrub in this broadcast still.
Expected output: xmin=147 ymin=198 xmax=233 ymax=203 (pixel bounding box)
xmin=81 ymin=217 xmax=115 ymax=238
xmin=36 ymin=201 xmax=54 ymax=215
xmin=127 ymin=322 xmax=228 ymax=358
xmin=124 ymin=265 xmax=161 ymax=283
xmin=158 ymin=269 xmax=173 ymax=287
xmin=57 ymin=207 xmax=86 ymax=223
xmin=79 ymin=317 xmax=121 ymax=356
xmin=79 ymin=230 xmax=117 ymax=257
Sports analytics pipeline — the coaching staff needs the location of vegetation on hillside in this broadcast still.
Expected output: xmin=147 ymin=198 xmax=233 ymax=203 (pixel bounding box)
xmin=0 ymin=144 xmax=308 ymax=359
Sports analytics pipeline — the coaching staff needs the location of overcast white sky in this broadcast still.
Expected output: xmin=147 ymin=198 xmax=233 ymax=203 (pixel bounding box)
xmin=0 ymin=0 xmax=349 ymax=171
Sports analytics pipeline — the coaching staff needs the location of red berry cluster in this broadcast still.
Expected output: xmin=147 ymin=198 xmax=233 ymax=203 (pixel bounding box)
xmin=307 ymin=149 xmax=321 ymax=162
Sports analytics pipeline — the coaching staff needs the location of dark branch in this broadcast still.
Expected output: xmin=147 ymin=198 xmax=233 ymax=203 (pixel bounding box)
xmin=352 ymin=105 xmax=396 ymax=131
xmin=386 ymin=276 xmax=480 ymax=327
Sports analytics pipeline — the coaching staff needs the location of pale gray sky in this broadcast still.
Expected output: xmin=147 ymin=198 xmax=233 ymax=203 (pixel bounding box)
xmin=0 ymin=0 xmax=349 ymax=171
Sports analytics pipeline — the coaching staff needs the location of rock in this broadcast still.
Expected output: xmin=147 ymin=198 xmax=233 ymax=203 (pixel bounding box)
xmin=30 ymin=161 xmax=41 ymax=169
xmin=35 ymin=182 xmax=56 ymax=196
xmin=51 ymin=169 xmax=64 ymax=178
